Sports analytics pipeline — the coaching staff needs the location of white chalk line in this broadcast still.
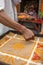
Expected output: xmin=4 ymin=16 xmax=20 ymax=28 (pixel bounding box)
xmin=5 ymin=35 xmax=12 ymax=38
xmin=13 ymin=36 xmax=37 ymax=44
xmin=13 ymin=38 xmax=37 ymax=43
xmin=0 ymin=34 xmax=37 ymax=49
xmin=38 ymin=41 xmax=43 ymax=44
xmin=0 ymin=34 xmax=17 ymax=48
xmin=26 ymin=38 xmax=40 ymax=65
xmin=0 ymin=52 xmax=28 ymax=62
xmin=29 ymin=38 xmax=39 ymax=60
xmin=0 ymin=37 xmax=12 ymax=48
xmin=13 ymin=34 xmax=17 ymax=38
xmin=26 ymin=61 xmax=42 ymax=65
xmin=0 ymin=38 xmax=13 ymax=48
xmin=0 ymin=52 xmax=42 ymax=65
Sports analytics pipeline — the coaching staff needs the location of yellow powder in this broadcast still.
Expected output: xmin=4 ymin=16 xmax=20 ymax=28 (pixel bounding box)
xmin=12 ymin=42 xmax=25 ymax=50
xmin=7 ymin=32 xmax=14 ymax=36
xmin=11 ymin=57 xmax=15 ymax=65
xmin=21 ymin=62 xmax=26 ymax=65
xmin=2 ymin=56 xmax=10 ymax=63
xmin=1 ymin=56 xmax=13 ymax=64
xmin=0 ymin=36 xmax=9 ymax=44
xmin=39 ymin=38 xmax=43 ymax=42
xmin=36 ymin=49 xmax=43 ymax=54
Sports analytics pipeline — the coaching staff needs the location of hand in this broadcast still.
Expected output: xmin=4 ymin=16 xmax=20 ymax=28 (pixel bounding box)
xmin=22 ymin=28 xmax=34 ymax=40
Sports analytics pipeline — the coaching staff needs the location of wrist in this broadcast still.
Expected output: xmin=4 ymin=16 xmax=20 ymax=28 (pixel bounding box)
xmin=20 ymin=26 xmax=27 ymax=34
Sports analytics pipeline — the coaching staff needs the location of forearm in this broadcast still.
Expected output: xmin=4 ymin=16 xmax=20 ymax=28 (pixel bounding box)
xmin=0 ymin=10 xmax=26 ymax=33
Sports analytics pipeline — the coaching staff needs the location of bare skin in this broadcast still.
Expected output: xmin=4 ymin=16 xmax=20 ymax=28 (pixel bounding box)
xmin=0 ymin=10 xmax=34 ymax=40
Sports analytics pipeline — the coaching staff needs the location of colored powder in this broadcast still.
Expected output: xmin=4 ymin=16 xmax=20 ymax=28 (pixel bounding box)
xmin=39 ymin=38 xmax=43 ymax=42
xmin=12 ymin=42 xmax=25 ymax=50
xmin=7 ymin=32 xmax=14 ymax=36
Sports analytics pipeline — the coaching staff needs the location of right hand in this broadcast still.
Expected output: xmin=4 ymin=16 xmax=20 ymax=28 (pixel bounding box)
xmin=22 ymin=28 xmax=34 ymax=40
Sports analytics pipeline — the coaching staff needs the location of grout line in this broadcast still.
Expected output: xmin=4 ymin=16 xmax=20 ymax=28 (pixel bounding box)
xmin=26 ymin=38 xmax=40 ymax=65
xmin=0 ymin=52 xmax=28 ymax=62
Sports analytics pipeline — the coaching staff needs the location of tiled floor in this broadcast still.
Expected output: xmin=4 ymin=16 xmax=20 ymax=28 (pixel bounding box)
xmin=0 ymin=32 xmax=43 ymax=65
